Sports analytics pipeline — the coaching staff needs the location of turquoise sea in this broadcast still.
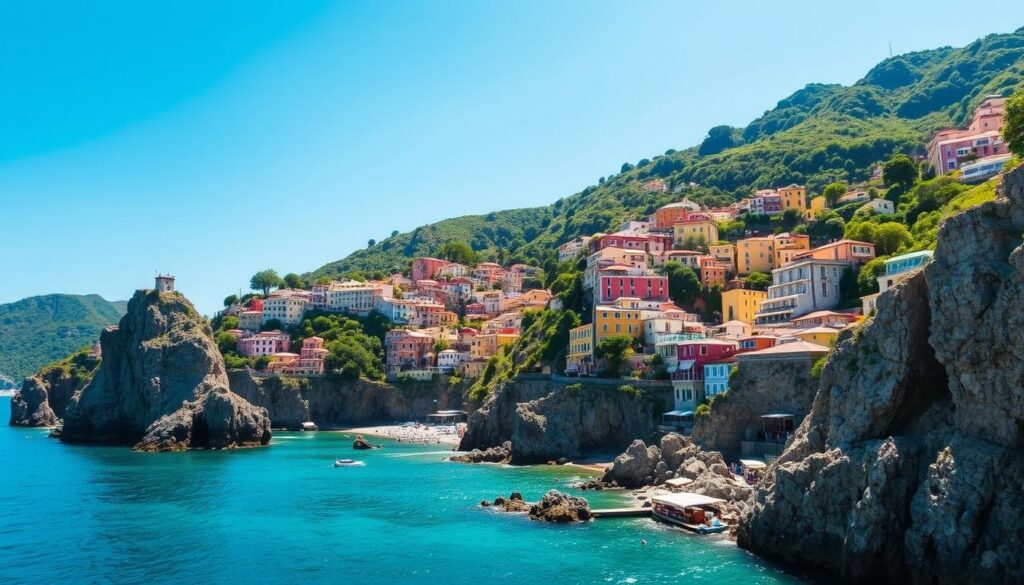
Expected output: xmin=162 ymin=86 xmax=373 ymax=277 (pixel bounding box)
xmin=0 ymin=398 xmax=805 ymax=585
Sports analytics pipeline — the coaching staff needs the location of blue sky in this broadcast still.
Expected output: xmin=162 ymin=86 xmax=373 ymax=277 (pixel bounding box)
xmin=3 ymin=1 xmax=1023 ymax=314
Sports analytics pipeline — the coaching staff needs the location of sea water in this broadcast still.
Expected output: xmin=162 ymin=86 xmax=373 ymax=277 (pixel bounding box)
xmin=0 ymin=398 xmax=806 ymax=585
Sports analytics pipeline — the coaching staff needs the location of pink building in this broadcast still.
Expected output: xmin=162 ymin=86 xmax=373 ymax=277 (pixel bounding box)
xmin=597 ymin=268 xmax=670 ymax=304
xmin=674 ymin=339 xmax=739 ymax=381
xmin=700 ymin=260 xmax=727 ymax=286
xmin=411 ymin=257 xmax=450 ymax=282
xmin=748 ymin=191 xmax=782 ymax=215
xmin=793 ymin=239 xmax=875 ymax=266
xmin=238 ymin=330 xmax=291 ymax=357
xmin=385 ymin=330 xmax=435 ymax=372
xmin=927 ymin=95 xmax=1007 ymax=173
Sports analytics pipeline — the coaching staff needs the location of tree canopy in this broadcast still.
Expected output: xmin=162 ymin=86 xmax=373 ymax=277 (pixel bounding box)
xmin=1004 ymin=92 xmax=1024 ymax=156
xmin=250 ymin=269 xmax=284 ymax=296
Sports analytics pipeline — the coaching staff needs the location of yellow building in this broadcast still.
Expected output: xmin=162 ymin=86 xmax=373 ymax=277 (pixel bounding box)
xmin=773 ymin=234 xmax=810 ymax=269
xmin=778 ymin=184 xmax=807 ymax=211
xmin=808 ymin=195 xmax=827 ymax=219
xmin=736 ymin=237 xmax=775 ymax=274
xmin=594 ymin=298 xmax=645 ymax=343
xmin=566 ymin=324 xmax=594 ymax=373
xmin=673 ymin=218 xmax=719 ymax=249
xmin=709 ymin=243 xmax=736 ymax=270
xmin=722 ymin=288 xmax=767 ymax=325
xmin=470 ymin=333 xmax=518 ymax=360
xmin=794 ymin=326 xmax=839 ymax=346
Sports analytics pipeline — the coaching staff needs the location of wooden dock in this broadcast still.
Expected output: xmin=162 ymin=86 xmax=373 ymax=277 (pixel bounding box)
xmin=591 ymin=507 xmax=652 ymax=518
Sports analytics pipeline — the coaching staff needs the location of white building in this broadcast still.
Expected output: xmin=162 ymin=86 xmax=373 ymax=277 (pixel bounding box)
xmin=262 ymin=290 xmax=310 ymax=326
xmin=325 ymin=282 xmax=394 ymax=315
xmin=860 ymin=199 xmax=894 ymax=215
xmin=862 ymin=250 xmax=934 ymax=314
xmin=436 ymin=349 xmax=469 ymax=372
xmin=238 ymin=310 xmax=263 ymax=332
xmin=155 ymin=274 xmax=175 ymax=292
xmin=754 ymin=259 xmax=849 ymax=324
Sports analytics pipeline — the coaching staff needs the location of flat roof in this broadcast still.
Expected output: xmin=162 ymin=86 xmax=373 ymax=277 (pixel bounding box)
xmin=652 ymin=492 xmax=727 ymax=508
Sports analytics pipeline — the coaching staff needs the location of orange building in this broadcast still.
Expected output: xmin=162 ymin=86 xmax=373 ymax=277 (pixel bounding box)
xmin=653 ymin=200 xmax=701 ymax=229
xmin=793 ymin=239 xmax=876 ymax=266
xmin=778 ymin=184 xmax=807 ymax=211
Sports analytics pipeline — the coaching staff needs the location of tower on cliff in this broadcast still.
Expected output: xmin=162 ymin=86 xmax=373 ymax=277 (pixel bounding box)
xmin=155 ymin=274 xmax=176 ymax=293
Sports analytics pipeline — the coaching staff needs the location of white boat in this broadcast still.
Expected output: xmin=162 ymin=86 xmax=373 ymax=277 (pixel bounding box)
xmin=650 ymin=492 xmax=729 ymax=534
xmin=301 ymin=422 xmax=318 ymax=431
xmin=334 ymin=459 xmax=365 ymax=467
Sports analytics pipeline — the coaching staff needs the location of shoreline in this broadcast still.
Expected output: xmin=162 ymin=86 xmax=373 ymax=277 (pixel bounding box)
xmin=332 ymin=424 xmax=462 ymax=446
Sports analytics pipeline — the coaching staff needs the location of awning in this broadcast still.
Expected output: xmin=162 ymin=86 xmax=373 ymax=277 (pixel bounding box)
xmin=761 ymin=413 xmax=795 ymax=419
xmin=739 ymin=459 xmax=767 ymax=469
xmin=676 ymin=359 xmax=696 ymax=372
xmin=652 ymin=492 xmax=727 ymax=508
xmin=662 ymin=410 xmax=694 ymax=417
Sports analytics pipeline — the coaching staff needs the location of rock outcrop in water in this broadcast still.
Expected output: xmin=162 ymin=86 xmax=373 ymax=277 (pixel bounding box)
xmin=451 ymin=441 xmax=512 ymax=464
xmin=458 ymin=376 xmax=671 ymax=463
xmin=60 ymin=289 xmax=271 ymax=451
xmin=739 ymin=168 xmax=1024 ymax=584
xmin=9 ymin=351 xmax=99 ymax=427
xmin=528 ymin=490 xmax=592 ymax=522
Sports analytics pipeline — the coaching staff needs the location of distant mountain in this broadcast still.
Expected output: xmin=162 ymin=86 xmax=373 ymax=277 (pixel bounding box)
xmin=0 ymin=294 xmax=126 ymax=382
xmin=307 ymin=27 xmax=1024 ymax=279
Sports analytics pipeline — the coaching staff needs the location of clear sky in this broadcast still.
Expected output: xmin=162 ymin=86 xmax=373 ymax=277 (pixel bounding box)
xmin=3 ymin=1 xmax=1023 ymax=314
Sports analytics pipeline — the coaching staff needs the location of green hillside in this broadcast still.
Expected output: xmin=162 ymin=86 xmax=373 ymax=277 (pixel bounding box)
xmin=308 ymin=27 xmax=1024 ymax=279
xmin=0 ymin=294 xmax=126 ymax=382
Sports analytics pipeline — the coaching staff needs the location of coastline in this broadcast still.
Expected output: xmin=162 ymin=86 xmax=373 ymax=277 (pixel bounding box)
xmin=333 ymin=424 xmax=462 ymax=446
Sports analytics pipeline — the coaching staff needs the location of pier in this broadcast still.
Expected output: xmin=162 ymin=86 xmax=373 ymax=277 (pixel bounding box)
xmin=590 ymin=507 xmax=652 ymax=519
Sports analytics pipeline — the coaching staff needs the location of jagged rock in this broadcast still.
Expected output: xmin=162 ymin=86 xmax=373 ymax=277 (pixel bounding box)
xmin=60 ymin=289 xmax=271 ymax=451
xmin=10 ymin=377 xmax=59 ymax=427
xmin=739 ymin=166 xmax=1024 ymax=584
xmin=528 ymin=489 xmax=592 ymax=522
xmin=352 ymin=435 xmax=376 ymax=450
xmin=451 ymin=440 xmax=512 ymax=463
xmin=601 ymin=439 xmax=661 ymax=488
xmin=9 ymin=353 xmax=100 ymax=427
xmin=486 ymin=493 xmax=531 ymax=513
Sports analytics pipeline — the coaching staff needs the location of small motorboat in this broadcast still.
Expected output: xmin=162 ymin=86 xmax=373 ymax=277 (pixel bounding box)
xmin=651 ymin=492 xmax=729 ymax=534
xmin=300 ymin=422 xmax=318 ymax=431
xmin=334 ymin=459 xmax=365 ymax=468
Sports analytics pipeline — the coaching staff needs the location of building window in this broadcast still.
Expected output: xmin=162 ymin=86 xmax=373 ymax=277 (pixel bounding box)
xmin=821 ymin=282 xmax=827 ymax=297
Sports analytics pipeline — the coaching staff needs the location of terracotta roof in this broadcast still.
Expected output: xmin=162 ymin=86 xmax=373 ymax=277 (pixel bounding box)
xmin=737 ymin=340 xmax=829 ymax=358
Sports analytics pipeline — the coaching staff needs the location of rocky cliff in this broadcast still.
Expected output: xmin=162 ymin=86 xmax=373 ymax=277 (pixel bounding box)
xmin=9 ymin=350 xmax=99 ymax=426
xmin=692 ymin=356 xmax=819 ymax=456
xmin=459 ymin=376 xmax=671 ymax=463
xmin=227 ymin=369 xmax=462 ymax=429
xmin=60 ymin=290 xmax=271 ymax=451
xmin=739 ymin=168 xmax=1024 ymax=584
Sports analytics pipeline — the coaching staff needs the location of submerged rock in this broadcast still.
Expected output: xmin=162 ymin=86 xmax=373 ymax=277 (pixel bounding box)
xmin=60 ymin=289 xmax=271 ymax=451
xmin=528 ymin=490 xmax=591 ymax=523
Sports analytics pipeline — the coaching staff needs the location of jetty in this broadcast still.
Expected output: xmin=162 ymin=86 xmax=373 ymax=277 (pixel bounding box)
xmin=590 ymin=507 xmax=652 ymax=519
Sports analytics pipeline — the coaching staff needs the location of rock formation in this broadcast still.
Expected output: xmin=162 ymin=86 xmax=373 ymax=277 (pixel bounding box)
xmin=60 ymin=289 xmax=271 ymax=451
xmin=739 ymin=167 xmax=1024 ymax=584
xmin=352 ymin=435 xmax=377 ymax=450
xmin=228 ymin=369 xmax=461 ymax=429
xmin=9 ymin=351 xmax=100 ymax=427
xmin=528 ymin=490 xmax=592 ymax=523
xmin=459 ymin=376 xmax=671 ymax=463
xmin=481 ymin=492 xmax=531 ymax=513
xmin=450 ymin=441 xmax=512 ymax=464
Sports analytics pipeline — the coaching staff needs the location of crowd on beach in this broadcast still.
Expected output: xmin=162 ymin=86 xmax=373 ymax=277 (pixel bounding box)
xmin=347 ymin=422 xmax=465 ymax=446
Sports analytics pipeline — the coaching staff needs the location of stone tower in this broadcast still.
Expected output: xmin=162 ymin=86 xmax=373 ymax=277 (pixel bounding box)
xmin=155 ymin=274 xmax=175 ymax=292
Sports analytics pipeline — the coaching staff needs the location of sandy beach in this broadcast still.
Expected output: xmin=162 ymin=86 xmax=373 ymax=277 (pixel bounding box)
xmin=336 ymin=423 xmax=463 ymax=446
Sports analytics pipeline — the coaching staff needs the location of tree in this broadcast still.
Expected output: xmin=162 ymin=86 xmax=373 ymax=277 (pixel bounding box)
xmin=821 ymin=217 xmax=846 ymax=240
xmin=698 ymin=125 xmax=739 ymax=156
xmin=214 ymin=331 xmax=238 ymax=356
xmin=872 ymin=222 xmax=913 ymax=255
xmin=779 ymin=208 xmax=803 ymax=231
xmin=620 ymin=162 xmax=634 ymax=173
xmin=283 ymin=273 xmax=306 ymax=290
xmin=596 ymin=334 xmax=635 ymax=378
xmin=1004 ymin=92 xmax=1024 ymax=156
xmin=745 ymin=272 xmax=771 ymax=291
xmin=368 ymin=239 xmax=376 ymax=248
xmin=883 ymin=154 xmax=918 ymax=189
xmin=439 ymin=241 xmax=477 ymax=266
xmin=223 ymin=294 xmax=239 ymax=307
xmin=315 ymin=276 xmax=332 ymax=286
xmin=391 ymin=230 xmax=400 ymax=238
xmin=839 ymin=267 xmax=859 ymax=304
xmin=857 ymin=257 xmax=887 ymax=295
xmin=822 ymin=182 xmax=848 ymax=207
xmin=250 ymin=269 xmax=283 ymax=296
xmin=663 ymin=261 xmax=701 ymax=308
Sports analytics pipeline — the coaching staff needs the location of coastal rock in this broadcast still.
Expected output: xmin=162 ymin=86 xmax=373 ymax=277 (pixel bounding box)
xmin=352 ymin=435 xmax=375 ymax=450
xmin=484 ymin=491 xmax=531 ymax=513
xmin=228 ymin=369 xmax=463 ymax=429
xmin=601 ymin=439 xmax=661 ymax=488
xmin=528 ymin=489 xmax=592 ymax=523
xmin=60 ymin=289 xmax=271 ymax=451
xmin=739 ymin=166 xmax=1024 ymax=584
xmin=450 ymin=441 xmax=512 ymax=464
xmin=9 ymin=352 xmax=100 ymax=427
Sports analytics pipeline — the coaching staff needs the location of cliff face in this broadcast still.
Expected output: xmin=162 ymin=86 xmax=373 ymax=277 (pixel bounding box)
xmin=9 ymin=353 xmax=98 ymax=426
xmin=60 ymin=290 xmax=271 ymax=451
xmin=739 ymin=168 xmax=1024 ymax=584
xmin=692 ymin=356 xmax=819 ymax=455
xmin=227 ymin=370 xmax=463 ymax=429
xmin=459 ymin=375 xmax=672 ymax=463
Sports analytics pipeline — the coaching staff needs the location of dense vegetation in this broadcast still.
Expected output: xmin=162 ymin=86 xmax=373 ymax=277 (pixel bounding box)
xmin=308 ymin=28 xmax=1024 ymax=280
xmin=0 ymin=294 xmax=125 ymax=382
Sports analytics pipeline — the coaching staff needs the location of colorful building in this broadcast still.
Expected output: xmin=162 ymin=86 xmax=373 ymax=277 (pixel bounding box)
xmin=671 ymin=339 xmax=738 ymax=410
xmin=653 ymin=200 xmax=702 ymax=229
xmin=722 ymin=287 xmax=767 ymax=325
xmin=594 ymin=298 xmax=647 ymax=343
xmin=261 ymin=290 xmax=310 ymax=326
xmin=927 ymin=95 xmax=1007 ymax=174
xmin=772 ymin=233 xmax=811 ymax=269
xmin=793 ymin=326 xmax=840 ymax=347
xmin=597 ymin=268 xmax=670 ymax=304
xmin=792 ymin=239 xmax=875 ymax=265
xmin=385 ymin=329 xmax=436 ymax=372
xmin=778 ymin=184 xmax=807 ymax=212
xmin=754 ymin=258 xmax=853 ymax=324
xmin=411 ymin=257 xmax=450 ymax=282
xmin=736 ymin=236 xmax=776 ymax=274
xmin=566 ymin=324 xmax=595 ymax=375
xmin=237 ymin=330 xmax=291 ymax=357
xmin=673 ymin=217 xmax=719 ymax=249
xmin=702 ymin=358 xmax=737 ymax=399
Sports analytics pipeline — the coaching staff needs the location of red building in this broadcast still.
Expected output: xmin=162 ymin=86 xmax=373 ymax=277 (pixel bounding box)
xmin=411 ymin=257 xmax=449 ymax=282
xmin=385 ymin=330 xmax=435 ymax=371
xmin=590 ymin=233 xmax=652 ymax=253
xmin=674 ymin=339 xmax=739 ymax=381
xmin=597 ymin=269 xmax=670 ymax=304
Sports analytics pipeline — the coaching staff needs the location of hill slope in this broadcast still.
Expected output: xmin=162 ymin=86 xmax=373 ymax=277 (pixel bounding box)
xmin=0 ymin=294 xmax=127 ymax=382
xmin=309 ymin=27 xmax=1024 ymax=279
